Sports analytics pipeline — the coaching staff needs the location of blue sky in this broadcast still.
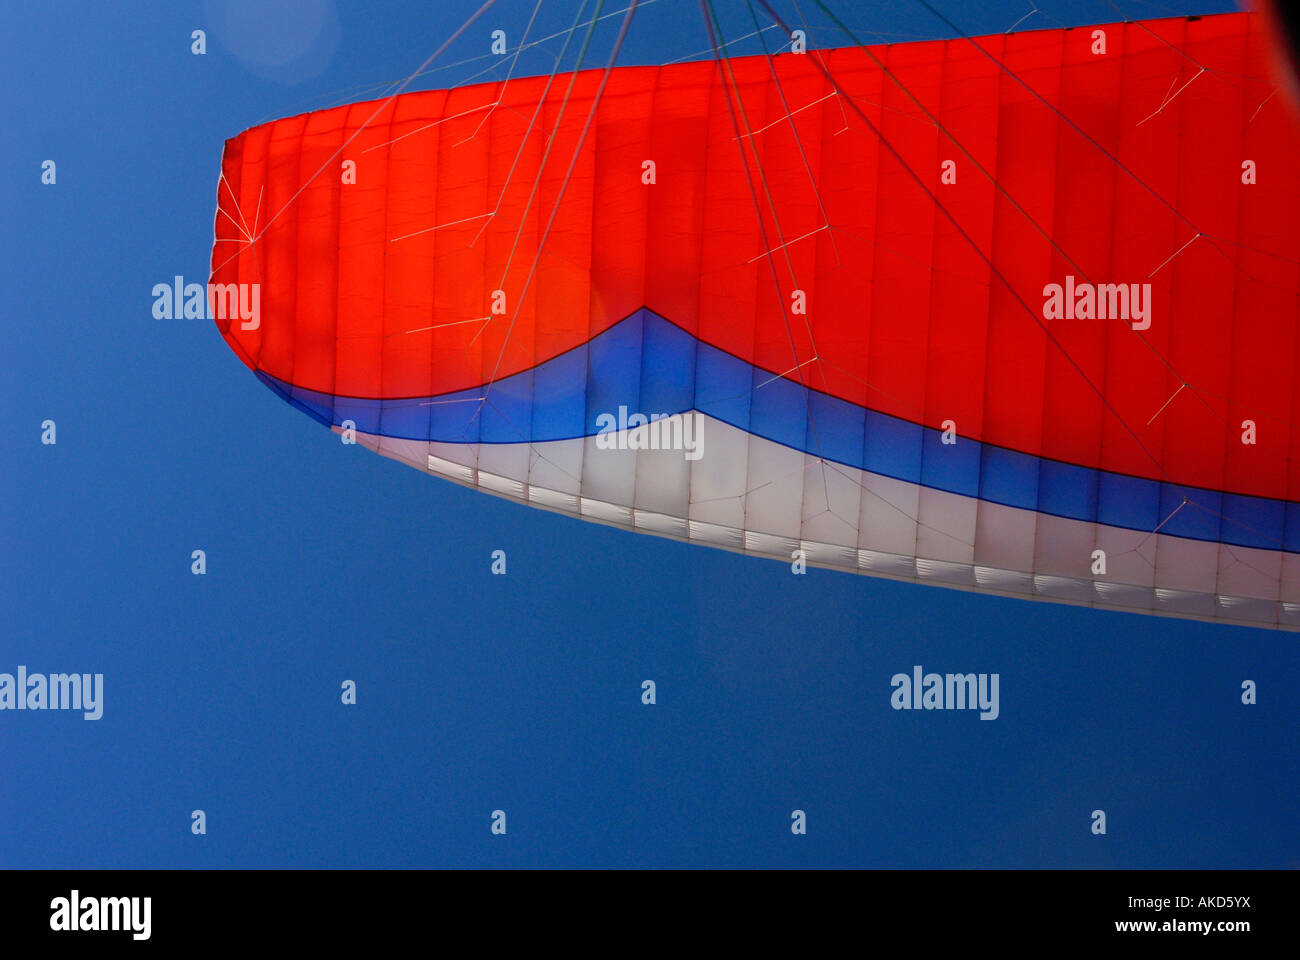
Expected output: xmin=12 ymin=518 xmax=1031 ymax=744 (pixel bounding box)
xmin=2 ymin=0 xmax=1296 ymax=868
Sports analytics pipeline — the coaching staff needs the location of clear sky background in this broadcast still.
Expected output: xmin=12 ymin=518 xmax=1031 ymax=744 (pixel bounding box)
xmin=1 ymin=0 xmax=1296 ymax=868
